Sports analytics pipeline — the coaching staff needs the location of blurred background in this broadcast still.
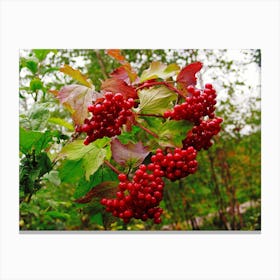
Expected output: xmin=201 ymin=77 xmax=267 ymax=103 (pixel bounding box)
xmin=19 ymin=49 xmax=261 ymax=230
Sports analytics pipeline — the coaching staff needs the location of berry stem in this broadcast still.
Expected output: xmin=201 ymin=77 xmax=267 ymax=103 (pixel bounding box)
xmin=104 ymin=160 xmax=121 ymax=175
xmin=136 ymin=81 xmax=185 ymax=98
xmin=135 ymin=122 xmax=159 ymax=138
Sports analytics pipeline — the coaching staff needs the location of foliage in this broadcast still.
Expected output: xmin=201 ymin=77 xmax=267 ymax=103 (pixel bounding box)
xmin=19 ymin=49 xmax=261 ymax=230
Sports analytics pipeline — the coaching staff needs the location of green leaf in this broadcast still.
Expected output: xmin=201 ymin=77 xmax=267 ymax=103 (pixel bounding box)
xmin=48 ymin=117 xmax=74 ymax=131
xmin=33 ymin=49 xmax=55 ymax=61
xmin=59 ymin=159 xmax=84 ymax=183
xmin=30 ymin=78 xmax=43 ymax=92
xmin=60 ymin=140 xmax=107 ymax=180
xmin=140 ymin=61 xmax=180 ymax=82
xmin=20 ymin=152 xmax=52 ymax=196
xmin=41 ymin=66 xmax=60 ymax=74
xmin=93 ymin=137 xmax=111 ymax=148
xmin=25 ymin=60 xmax=38 ymax=74
xmin=36 ymin=152 xmax=52 ymax=177
xmin=84 ymin=149 xmax=107 ymax=181
xmin=44 ymin=211 xmax=70 ymax=221
xmin=74 ymin=178 xmax=93 ymax=199
xmin=43 ymin=170 xmax=61 ymax=186
xmin=117 ymin=126 xmax=141 ymax=144
xmin=20 ymin=103 xmax=51 ymax=131
xmin=74 ymin=166 xmax=118 ymax=199
xmin=91 ymin=138 xmax=111 ymax=160
xmin=138 ymin=86 xmax=177 ymax=115
xmin=20 ymin=127 xmax=53 ymax=155
xmin=90 ymin=213 xmax=103 ymax=226
xmin=158 ymin=120 xmax=192 ymax=148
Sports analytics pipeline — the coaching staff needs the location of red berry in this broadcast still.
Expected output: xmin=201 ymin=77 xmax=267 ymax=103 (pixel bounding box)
xmin=118 ymin=173 xmax=127 ymax=182
xmin=76 ymin=92 xmax=135 ymax=145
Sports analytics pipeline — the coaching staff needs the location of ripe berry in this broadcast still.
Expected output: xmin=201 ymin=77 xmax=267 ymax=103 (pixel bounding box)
xmin=76 ymin=92 xmax=135 ymax=145
xmin=183 ymin=117 xmax=223 ymax=151
xmin=152 ymin=148 xmax=198 ymax=181
xmin=118 ymin=173 xmax=127 ymax=182
xmin=163 ymin=84 xmax=217 ymax=123
xmin=101 ymin=163 xmax=165 ymax=224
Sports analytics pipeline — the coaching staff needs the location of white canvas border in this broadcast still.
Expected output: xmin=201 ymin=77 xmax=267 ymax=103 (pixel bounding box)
xmin=1 ymin=0 xmax=279 ymax=279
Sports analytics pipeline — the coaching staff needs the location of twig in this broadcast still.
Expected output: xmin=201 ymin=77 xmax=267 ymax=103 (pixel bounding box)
xmin=104 ymin=160 xmax=121 ymax=175
xmin=135 ymin=122 xmax=159 ymax=138
xmin=95 ymin=50 xmax=108 ymax=79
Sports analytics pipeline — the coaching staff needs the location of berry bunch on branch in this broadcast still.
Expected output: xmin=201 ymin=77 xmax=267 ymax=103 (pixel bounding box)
xmin=55 ymin=50 xmax=223 ymax=227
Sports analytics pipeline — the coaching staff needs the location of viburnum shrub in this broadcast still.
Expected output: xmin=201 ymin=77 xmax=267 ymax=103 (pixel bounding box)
xmin=54 ymin=50 xmax=223 ymax=226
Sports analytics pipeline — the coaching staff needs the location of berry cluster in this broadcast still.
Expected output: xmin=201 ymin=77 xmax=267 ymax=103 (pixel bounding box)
xmin=164 ymin=84 xmax=217 ymax=124
xmin=101 ymin=164 xmax=165 ymax=224
xmin=183 ymin=117 xmax=223 ymax=151
xmin=151 ymin=147 xmax=198 ymax=181
xmin=76 ymin=92 xmax=135 ymax=145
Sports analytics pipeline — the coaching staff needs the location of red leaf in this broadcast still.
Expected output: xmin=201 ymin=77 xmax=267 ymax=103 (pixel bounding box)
xmin=107 ymin=50 xmax=138 ymax=83
xmin=110 ymin=66 xmax=130 ymax=84
xmin=111 ymin=138 xmax=150 ymax=167
xmin=75 ymin=181 xmax=118 ymax=203
xmin=176 ymin=62 xmax=203 ymax=93
xmin=110 ymin=63 xmax=138 ymax=84
xmin=101 ymin=78 xmax=137 ymax=99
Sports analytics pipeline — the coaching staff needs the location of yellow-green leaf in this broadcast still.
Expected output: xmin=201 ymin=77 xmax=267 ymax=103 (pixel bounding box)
xmin=60 ymin=65 xmax=93 ymax=88
xmin=158 ymin=120 xmax=192 ymax=148
xmin=140 ymin=61 xmax=180 ymax=82
xmin=138 ymin=86 xmax=177 ymax=115
xmin=48 ymin=117 xmax=74 ymax=131
xmin=60 ymin=140 xmax=107 ymax=180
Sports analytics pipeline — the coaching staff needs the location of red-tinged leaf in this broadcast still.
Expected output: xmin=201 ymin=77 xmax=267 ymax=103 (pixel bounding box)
xmin=74 ymin=181 xmax=118 ymax=203
xmin=176 ymin=62 xmax=203 ymax=93
xmin=60 ymin=65 xmax=92 ymax=88
xmin=110 ymin=64 xmax=138 ymax=84
xmin=57 ymin=85 xmax=103 ymax=125
xmin=107 ymin=49 xmax=125 ymax=62
xmin=107 ymin=50 xmax=138 ymax=83
xmin=111 ymin=138 xmax=150 ymax=167
xmin=110 ymin=66 xmax=130 ymax=83
xmin=123 ymin=62 xmax=138 ymax=83
xmin=101 ymin=78 xmax=137 ymax=99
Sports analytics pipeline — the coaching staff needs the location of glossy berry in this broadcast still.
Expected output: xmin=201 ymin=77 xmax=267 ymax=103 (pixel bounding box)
xmin=183 ymin=117 xmax=223 ymax=151
xmin=164 ymin=84 xmax=217 ymax=123
xmin=76 ymin=92 xmax=135 ymax=145
xmin=101 ymin=163 xmax=165 ymax=224
xmin=151 ymin=147 xmax=198 ymax=181
xmin=118 ymin=173 xmax=127 ymax=182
